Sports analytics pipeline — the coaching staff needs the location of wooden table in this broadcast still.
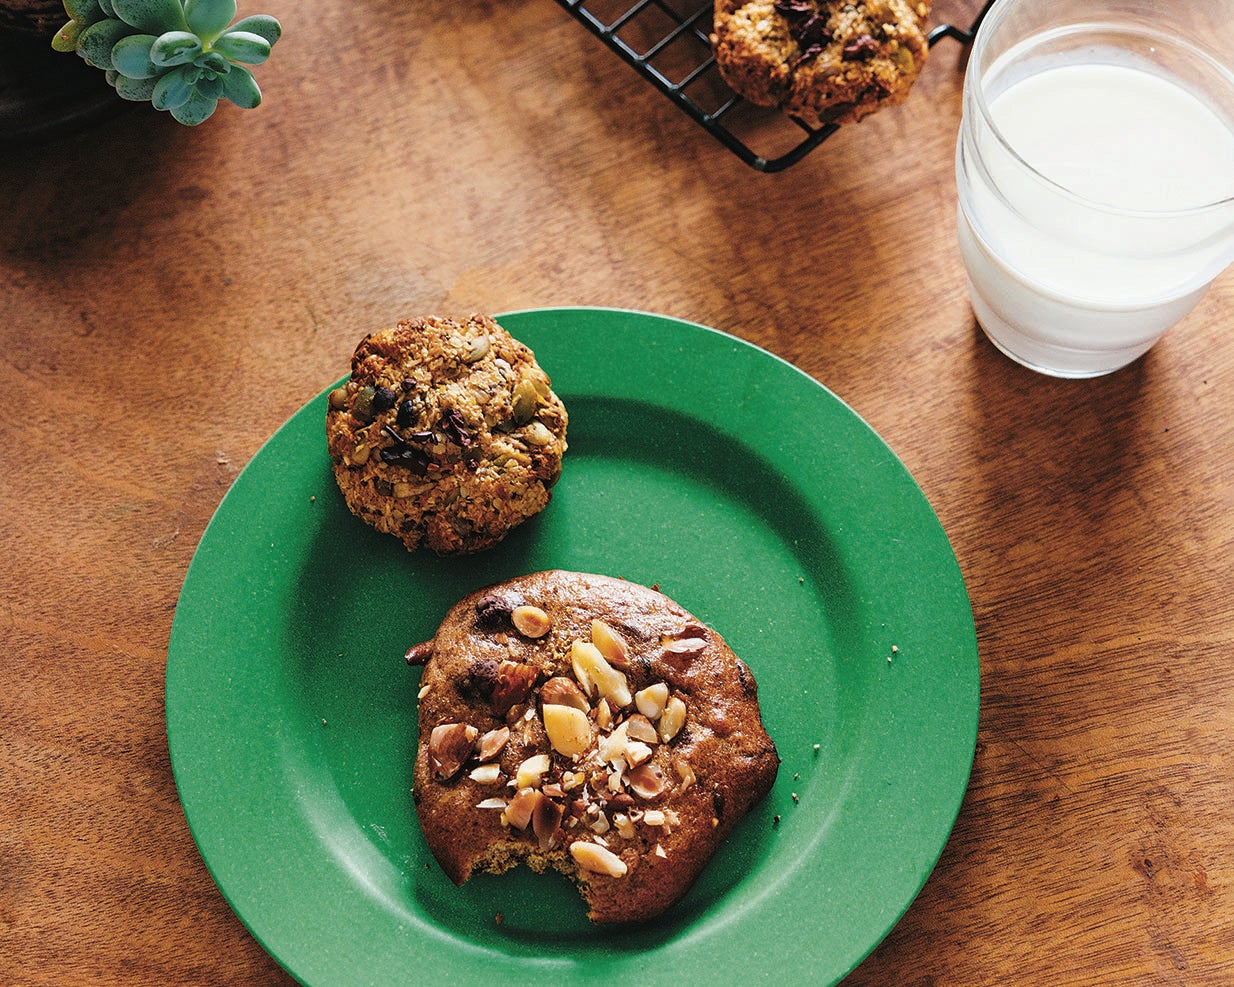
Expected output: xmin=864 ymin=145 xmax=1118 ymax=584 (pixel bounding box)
xmin=3 ymin=0 xmax=1232 ymax=982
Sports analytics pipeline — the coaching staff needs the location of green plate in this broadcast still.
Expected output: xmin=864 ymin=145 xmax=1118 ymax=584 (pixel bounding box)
xmin=166 ymin=308 xmax=979 ymax=985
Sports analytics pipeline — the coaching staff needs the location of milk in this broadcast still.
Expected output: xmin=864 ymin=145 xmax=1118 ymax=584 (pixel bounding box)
xmin=957 ymin=52 xmax=1234 ymax=376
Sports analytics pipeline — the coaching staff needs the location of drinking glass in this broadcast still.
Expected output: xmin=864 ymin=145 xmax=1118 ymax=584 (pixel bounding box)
xmin=955 ymin=0 xmax=1234 ymax=378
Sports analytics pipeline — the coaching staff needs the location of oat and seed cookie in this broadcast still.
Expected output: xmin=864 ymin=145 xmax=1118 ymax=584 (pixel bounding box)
xmin=712 ymin=0 xmax=932 ymax=126
xmin=408 ymin=571 xmax=780 ymax=924
xmin=325 ymin=315 xmax=567 ymax=556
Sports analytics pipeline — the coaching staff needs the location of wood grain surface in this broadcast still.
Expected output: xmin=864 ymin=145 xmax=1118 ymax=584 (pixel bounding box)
xmin=2 ymin=0 xmax=1232 ymax=983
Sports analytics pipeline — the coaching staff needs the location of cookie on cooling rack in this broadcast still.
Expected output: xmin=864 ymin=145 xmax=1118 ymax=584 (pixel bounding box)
xmin=712 ymin=0 xmax=932 ymax=126
xmin=325 ymin=315 xmax=568 ymax=556
xmin=407 ymin=570 xmax=780 ymax=924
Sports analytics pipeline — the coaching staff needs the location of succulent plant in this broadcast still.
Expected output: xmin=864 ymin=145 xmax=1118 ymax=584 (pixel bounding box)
xmin=51 ymin=0 xmax=281 ymax=125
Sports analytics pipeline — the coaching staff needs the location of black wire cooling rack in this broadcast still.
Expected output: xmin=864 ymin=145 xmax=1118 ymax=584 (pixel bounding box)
xmin=554 ymin=0 xmax=998 ymax=171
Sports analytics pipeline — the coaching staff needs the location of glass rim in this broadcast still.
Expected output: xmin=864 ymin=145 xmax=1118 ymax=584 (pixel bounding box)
xmin=967 ymin=0 xmax=1234 ymax=217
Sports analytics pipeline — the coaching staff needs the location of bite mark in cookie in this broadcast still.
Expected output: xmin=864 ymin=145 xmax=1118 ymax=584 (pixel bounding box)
xmin=409 ymin=571 xmax=779 ymax=924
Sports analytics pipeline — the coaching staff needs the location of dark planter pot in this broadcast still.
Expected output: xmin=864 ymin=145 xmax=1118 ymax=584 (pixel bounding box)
xmin=0 ymin=2 xmax=123 ymax=148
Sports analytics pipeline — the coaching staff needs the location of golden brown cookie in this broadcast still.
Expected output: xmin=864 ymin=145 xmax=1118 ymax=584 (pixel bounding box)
xmin=712 ymin=0 xmax=932 ymax=126
xmin=325 ymin=315 xmax=567 ymax=556
xmin=408 ymin=571 xmax=779 ymax=924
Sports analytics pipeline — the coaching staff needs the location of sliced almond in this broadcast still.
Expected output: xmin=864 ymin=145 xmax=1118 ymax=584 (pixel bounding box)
xmin=468 ymin=763 xmax=502 ymax=784
xmin=634 ymin=683 xmax=669 ymax=720
xmin=642 ymin=809 xmax=666 ymax=827
xmin=570 ymin=840 xmax=628 ymax=877
xmin=476 ymin=797 xmax=507 ymax=810
xmin=543 ymin=703 xmax=593 ymax=758
xmin=597 ymin=721 xmax=631 ymax=766
xmin=588 ymin=812 xmax=611 ymax=835
xmin=590 ymin=619 xmax=631 ymax=670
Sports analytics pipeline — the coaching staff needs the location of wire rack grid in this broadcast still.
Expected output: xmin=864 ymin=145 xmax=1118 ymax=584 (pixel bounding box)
xmin=554 ymin=0 xmax=997 ymax=172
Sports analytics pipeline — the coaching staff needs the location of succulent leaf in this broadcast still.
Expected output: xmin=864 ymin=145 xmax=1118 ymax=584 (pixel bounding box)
xmin=171 ymin=89 xmax=219 ymax=126
xmin=151 ymin=63 xmax=195 ymax=109
xmin=54 ymin=0 xmax=280 ymax=125
xmin=77 ymin=18 xmax=135 ymax=70
xmin=212 ymin=30 xmax=269 ymax=65
xmin=52 ymin=19 xmax=86 ymax=52
xmin=111 ymin=33 xmax=158 ymax=78
xmin=221 ymin=63 xmax=260 ymax=108
xmin=150 ymin=30 xmax=202 ymax=66
xmin=225 ymin=14 xmax=279 ymax=45
xmin=114 ymin=74 xmax=159 ymax=101
xmin=196 ymin=50 xmax=230 ymax=73
xmin=185 ymin=0 xmax=237 ymax=40
xmin=111 ymin=0 xmax=187 ymax=33
xmin=195 ymin=73 xmax=224 ymax=99
xmin=63 ymin=0 xmax=104 ymax=22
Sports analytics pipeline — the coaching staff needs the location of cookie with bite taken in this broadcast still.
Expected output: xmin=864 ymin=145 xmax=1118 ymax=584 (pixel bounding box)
xmin=407 ymin=570 xmax=780 ymax=924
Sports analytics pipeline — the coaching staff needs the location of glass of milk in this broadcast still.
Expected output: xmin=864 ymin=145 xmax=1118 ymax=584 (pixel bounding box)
xmin=955 ymin=0 xmax=1234 ymax=377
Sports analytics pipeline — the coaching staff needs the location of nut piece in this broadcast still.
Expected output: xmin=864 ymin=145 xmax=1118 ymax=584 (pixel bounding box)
xmin=623 ymin=713 xmax=658 ymax=744
xmin=590 ymin=619 xmax=631 ymax=670
xmin=543 ymin=703 xmax=593 ymax=758
xmin=428 ymin=723 xmax=479 ymax=780
xmin=571 ymin=640 xmax=632 ymax=708
xmin=659 ymin=696 xmax=687 ymax=742
xmin=464 ymin=334 xmax=490 ymax=363
xmin=477 ymin=726 xmax=510 ymax=762
xmin=541 ymin=676 xmax=589 ymax=713
xmin=663 ymin=636 xmax=708 ymax=656
xmin=570 ymin=840 xmax=628 ymax=878
xmin=594 ymin=697 xmax=614 ymax=730
xmin=627 ymin=762 xmax=668 ymax=800
xmin=673 ymin=755 xmax=696 ymax=791
xmin=468 ymin=763 xmax=502 ymax=784
xmin=516 ymin=753 xmax=552 ymax=789
xmin=533 ymin=795 xmax=565 ymax=850
xmin=623 ymin=741 xmax=653 ymax=768
xmin=491 ymin=660 xmax=539 ymax=716
xmin=511 ymin=604 xmax=552 ymax=639
xmin=505 ymin=787 xmax=540 ymax=830
xmin=634 ymin=683 xmax=669 ymax=720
